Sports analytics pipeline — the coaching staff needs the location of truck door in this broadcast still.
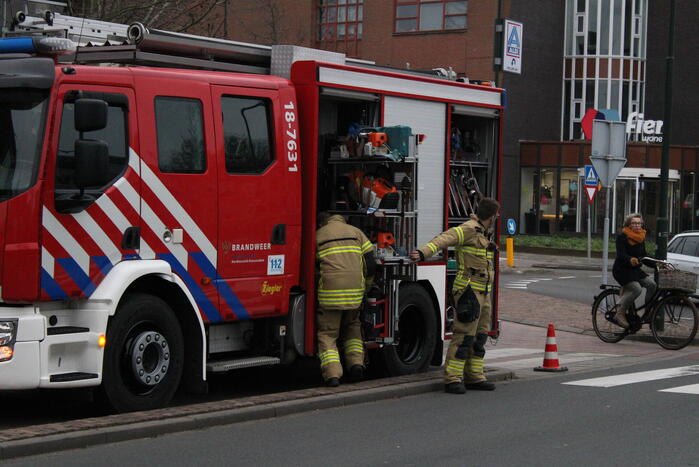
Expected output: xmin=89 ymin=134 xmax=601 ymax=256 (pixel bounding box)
xmin=212 ymin=85 xmax=298 ymax=319
xmin=42 ymin=85 xmax=139 ymax=300
xmin=134 ymin=75 xmax=223 ymax=323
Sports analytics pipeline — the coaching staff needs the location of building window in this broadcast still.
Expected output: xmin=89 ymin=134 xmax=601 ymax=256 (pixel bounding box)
xmin=318 ymin=0 xmax=364 ymax=41
xmin=395 ymin=0 xmax=467 ymax=33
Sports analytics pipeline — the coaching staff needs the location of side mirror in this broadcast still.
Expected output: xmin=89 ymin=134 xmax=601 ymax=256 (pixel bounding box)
xmin=74 ymin=139 xmax=109 ymax=189
xmin=74 ymin=98 xmax=107 ymax=132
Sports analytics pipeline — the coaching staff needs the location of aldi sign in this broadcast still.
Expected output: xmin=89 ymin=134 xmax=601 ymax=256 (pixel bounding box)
xmin=503 ymin=20 xmax=523 ymax=74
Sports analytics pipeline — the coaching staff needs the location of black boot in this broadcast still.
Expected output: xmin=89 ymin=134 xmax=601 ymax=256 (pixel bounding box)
xmin=348 ymin=365 xmax=364 ymax=383
xmin=325 ymin=377 xmax=340 ymax=387
xmin=465 ymin=381 xmax=495 ymax=391
xmin=444 ymin=382 xmax=466 ymax=394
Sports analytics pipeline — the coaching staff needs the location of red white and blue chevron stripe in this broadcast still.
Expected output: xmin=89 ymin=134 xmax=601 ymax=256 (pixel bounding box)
xmin=40 ymin=149 xmax=249 ymax=322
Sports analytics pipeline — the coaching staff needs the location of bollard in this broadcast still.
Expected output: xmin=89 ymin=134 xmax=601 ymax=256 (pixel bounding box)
xmin=506 ymin=236 xmax=514 ymax=267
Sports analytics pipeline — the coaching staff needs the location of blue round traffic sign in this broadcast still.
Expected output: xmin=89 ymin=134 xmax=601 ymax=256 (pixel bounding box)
xmin=506 ymin=218 xmax=517 ymax=235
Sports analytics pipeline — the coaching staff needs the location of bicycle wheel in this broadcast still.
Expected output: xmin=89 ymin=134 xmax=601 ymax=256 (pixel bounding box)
xmin=592 ymin=288 xmax=627 ymax=343
xmin=650 ymin=294 xmax=699 ymax=350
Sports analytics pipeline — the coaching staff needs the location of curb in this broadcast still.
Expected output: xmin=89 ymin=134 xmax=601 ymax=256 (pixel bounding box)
xmin=501 ymin=318 xmax=699 ymax=346
xmin=501 ymin=317 xmax=588 ymax=334
xmin=0 ymin=369 xmax=514 ymax=461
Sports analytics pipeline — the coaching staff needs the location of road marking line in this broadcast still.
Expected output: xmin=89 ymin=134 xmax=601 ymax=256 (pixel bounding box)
xmin=505 ymin=286 xmax=528 ymax=289
xmin=563 ymin=365 xmax=699 ymax=388
xmin=589 ymin=275 xmax=602 ymax=278
xmin=558 ymin=276 xmax=576 ymax=279
xmin=659 ymin=383 xmax=699 ymax=394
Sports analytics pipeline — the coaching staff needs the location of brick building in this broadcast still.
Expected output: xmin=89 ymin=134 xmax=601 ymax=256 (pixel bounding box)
xmin=219 ymin=0 xmax=696 ymax=238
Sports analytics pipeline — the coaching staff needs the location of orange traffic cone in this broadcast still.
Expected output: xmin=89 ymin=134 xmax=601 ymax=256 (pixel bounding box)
xmin=533 ymin=323 xmax=568 ymax=372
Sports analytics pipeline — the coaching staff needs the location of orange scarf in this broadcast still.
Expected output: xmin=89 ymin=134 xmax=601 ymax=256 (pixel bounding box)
xmin=622 ymin=226 xmax=646 ymax=245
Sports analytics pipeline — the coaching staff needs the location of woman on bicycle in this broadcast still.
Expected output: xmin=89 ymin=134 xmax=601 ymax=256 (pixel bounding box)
xmin=612 ymin=213 xmax=657 ymax=328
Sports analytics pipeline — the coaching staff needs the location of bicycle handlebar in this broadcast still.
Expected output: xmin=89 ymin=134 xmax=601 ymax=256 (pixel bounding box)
xmin=640 ymin=257 xmax=676 ymax=270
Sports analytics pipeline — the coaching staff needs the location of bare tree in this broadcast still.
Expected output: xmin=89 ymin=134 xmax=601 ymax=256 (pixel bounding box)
xmin=65 ymin=0 xmax=225 ymax=33
xmin=225 ymin=0 xmax=309 ymax=45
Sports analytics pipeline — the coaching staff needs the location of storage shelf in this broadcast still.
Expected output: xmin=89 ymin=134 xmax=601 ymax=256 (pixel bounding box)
xmin=450 ymin=160 xmax=489 ymax=167
xmin=329 ymin=209 xmax=417 ymax=218
xmin=328 ymin=156 xmax=417 ymax=164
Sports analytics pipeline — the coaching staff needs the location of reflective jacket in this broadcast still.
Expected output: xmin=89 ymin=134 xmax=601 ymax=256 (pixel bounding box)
xmin=316 ymin=215 xmax=375 ymax=310
xmin=418 ymin=214 xmax=495 ymax=293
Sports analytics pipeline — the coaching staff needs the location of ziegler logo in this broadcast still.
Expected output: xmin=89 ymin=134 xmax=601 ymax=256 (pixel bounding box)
xmin=261 ymin=281 xmax=283 ymax=296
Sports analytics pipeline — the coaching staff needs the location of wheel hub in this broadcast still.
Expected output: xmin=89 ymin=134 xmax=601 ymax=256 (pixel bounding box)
xmin=129 ymin=331 xmax=169 ymax=386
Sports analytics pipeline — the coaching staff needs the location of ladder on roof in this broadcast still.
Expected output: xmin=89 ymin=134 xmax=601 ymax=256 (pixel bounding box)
xmin=7 ymin=11 xmax=129 ymax=44
xmin=8 ymin=10 xmax=274 ymax=74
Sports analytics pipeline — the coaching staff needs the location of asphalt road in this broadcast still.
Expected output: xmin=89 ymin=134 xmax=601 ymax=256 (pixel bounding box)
xmin=7 ymin=351 xmax=699 ymax=467
xmin=500 ymin=267 xmax=605 ymax=304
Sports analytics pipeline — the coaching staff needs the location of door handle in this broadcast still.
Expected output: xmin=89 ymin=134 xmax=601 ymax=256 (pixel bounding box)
xmin=271 ymin=224 xmax=286 ymax=245
xmin=122 ymin=226 xmax=141 ymax=250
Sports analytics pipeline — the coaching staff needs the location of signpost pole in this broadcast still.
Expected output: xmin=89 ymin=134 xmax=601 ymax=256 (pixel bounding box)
xmin=587 ymin=209 xmax=591 ymax=259
xmin=590 ymin=120 xmax=627 ymax=286
xmin=602 ymin=186 xmax=611 ymax=284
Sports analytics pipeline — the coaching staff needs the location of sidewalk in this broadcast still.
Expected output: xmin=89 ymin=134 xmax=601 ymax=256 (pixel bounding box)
xmin=498 ymin=251 xmax=607 ymax=334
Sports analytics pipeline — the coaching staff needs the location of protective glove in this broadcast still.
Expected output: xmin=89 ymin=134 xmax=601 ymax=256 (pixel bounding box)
xmin=410 ymin=250 xmax=424 ymax=262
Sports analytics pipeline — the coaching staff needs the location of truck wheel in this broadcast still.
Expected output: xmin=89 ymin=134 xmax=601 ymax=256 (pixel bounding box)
xmin=380 ymin=284 xmax=436 ymax=375
xmin=99 ymin=293 xmax=184 ymax=412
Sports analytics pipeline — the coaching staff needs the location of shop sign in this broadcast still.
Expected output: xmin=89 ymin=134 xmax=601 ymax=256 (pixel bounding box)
xmin=626 ymin=112 xmax=663 ymax=143
xmin=502 ymin=19 xmax=523 ymax=74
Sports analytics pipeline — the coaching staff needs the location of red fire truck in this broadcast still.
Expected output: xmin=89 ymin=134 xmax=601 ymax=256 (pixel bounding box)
xmin=0 ymin=19 xmax=504 ymax=412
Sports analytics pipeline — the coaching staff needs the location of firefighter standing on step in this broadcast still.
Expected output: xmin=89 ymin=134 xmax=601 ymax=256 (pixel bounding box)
xmin=316 ymin=213 xmax=376 ymax=387
xmin=410 ymin=197 xmax=500 ymax=394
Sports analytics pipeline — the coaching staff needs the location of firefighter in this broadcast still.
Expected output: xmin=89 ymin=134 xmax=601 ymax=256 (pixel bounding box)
xmin=316 ymin=212 xmax=376 ymax=387
xmin=410 ymin=197 xmax=500 ymax=394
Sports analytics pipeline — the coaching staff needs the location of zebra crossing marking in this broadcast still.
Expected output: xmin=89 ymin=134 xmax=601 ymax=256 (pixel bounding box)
xmin=562 ymin=365 xmax=699 ymax=388
xmin=659 ymin=383 xmax=699 ymax=394
xmin=503 ymin=276 xmax=577 ymax=290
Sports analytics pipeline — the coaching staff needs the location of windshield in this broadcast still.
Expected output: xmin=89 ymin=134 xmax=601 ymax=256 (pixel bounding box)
xmin=0 ymin=90 xmax=48 ymax=201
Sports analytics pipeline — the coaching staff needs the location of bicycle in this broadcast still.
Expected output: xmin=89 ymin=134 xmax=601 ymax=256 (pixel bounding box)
xmin=591 ymin=258 xmax=699 ymax=350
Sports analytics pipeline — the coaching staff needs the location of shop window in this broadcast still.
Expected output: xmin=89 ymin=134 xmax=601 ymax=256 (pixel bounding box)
xmin=318 ymin=0 xmax=364 ymax=41
xmin=395 ymin=0 xmax=467 ymax=33
xmin=155 ymin=97 xmax=205 ymax=174
xmin=559 ymin=170 xmax=578 ymax=232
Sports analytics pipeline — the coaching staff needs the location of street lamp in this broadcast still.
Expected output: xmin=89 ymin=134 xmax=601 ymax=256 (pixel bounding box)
xmin=656 ymin=0 xmax=676 ymax=260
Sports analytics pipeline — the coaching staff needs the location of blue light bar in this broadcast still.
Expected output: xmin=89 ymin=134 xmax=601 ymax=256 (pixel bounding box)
xmin=0 ymin=37 xmax=35 ymax=53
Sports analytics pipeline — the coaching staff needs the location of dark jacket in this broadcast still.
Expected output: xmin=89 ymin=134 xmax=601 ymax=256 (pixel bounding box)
xmin=612 ymin=232 xmax=650 ymax=286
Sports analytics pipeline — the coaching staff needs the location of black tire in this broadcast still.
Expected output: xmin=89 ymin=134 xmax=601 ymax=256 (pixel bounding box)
xmin=651 ymin=294 xmax=699 ymax=350
xmin=99 ymin=293 xmax=184 ymax=412
xmin=380 ymin=284 xmax=437 ymax=375
xmin=592 ymin=288 xmax=627 ymax=343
